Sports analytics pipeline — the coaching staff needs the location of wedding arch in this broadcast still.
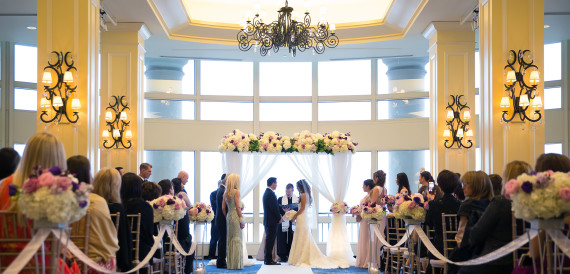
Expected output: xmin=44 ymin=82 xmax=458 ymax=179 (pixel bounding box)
xmin=219 ymin=130 xmax=359 ymax=266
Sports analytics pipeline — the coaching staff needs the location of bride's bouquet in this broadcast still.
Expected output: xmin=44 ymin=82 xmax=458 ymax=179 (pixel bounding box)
xmin=361 ymin=202 xmax=386 ymax=223
xmin=188 ymin=202 xmax=215 ymax=222
xmin=393 ymin=193 xmax=427 ymax=221
xmin=150 ymin=195 xmax=188 ymax=222
xmin=283 ymin=210 xmax=297 ymax=221
xmin=349 ymin=205 xmax=361 ymax=216
xmin=330 ymin=201 xmax=349 ymax=215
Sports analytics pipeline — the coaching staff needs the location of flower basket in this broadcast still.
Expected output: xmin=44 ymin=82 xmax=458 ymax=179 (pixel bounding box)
xmin=11 ymin=166 xmax=91 ymax=224
xmin=188 ymin=202 xmax=215 ymax=223
xmin=150 ymin=195 xmax=188 ymax=222
xmin=506 ymin=171 xmax=570 ymax=221
xmin=393 ymin=194 xmax=427 ymax=222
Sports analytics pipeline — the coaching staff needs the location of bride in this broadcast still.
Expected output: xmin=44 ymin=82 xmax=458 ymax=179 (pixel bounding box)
xmin=288 ymin=179 xmax=343 ymax=269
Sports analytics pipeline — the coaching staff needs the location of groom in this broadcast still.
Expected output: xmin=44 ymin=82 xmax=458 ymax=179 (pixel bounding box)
xmin=262 ymin=177 xmax=282 ymax=265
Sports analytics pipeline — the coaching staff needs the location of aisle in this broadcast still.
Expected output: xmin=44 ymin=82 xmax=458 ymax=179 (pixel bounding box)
xmin=257 ymin=264 xmax=313 ymax=274
xmin=203 ymin=260 xmax=368 ymax=273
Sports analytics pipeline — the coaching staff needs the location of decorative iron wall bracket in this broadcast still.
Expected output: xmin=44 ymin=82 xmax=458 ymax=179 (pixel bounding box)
xmin=102 ymin=96 xmax=132 ymax=149
xmin=40 ymin=51 xmax=79 ymax=124
xmin=443 ymin=95 xmax=473 ymax=149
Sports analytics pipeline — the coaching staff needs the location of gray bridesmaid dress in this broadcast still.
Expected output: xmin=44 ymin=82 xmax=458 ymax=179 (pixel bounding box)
xmin=226 ymin=193 xmax=243 ymax=270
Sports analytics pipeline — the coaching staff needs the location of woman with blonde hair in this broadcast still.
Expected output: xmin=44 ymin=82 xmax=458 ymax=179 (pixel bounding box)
xmin=93 ymin=168 xmax=133 ymax=271
xmin=0 ymin=132 xmax=67 ymax=210
xmin=455 ymin=171 xmax=493 ymax=247
xmin=222 ymin=173 xmax=244 ymax=270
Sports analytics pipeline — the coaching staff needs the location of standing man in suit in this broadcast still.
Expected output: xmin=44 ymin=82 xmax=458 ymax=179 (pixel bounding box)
xmin=277 ymin=183 xmax=298 ymax=262
xmin=262 ymin=177 xmax=282 ymax=265
xmin=216 ymin=174 xmax=228 ymax=268
xmin=138 ymin=163 xmax=152 ymax=181
xmin=208 ymin=179 xmax=222 ymax=259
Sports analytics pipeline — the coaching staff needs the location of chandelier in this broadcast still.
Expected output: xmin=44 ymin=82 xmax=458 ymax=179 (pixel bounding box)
xmin=237 ymin=1 xmax=339 ymax=57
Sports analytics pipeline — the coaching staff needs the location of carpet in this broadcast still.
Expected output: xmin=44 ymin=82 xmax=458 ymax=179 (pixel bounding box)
xmin=203 ymin=260 xmax=370 ymax=273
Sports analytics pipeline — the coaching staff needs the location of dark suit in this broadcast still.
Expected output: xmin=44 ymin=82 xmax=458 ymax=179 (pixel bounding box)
xmin=208 ymin=189 xmax=219 ymax=258
xmin=277 ymin=196 xmax=294 ymax=260
xmin=424 ymin=193 xmax=462 ymax=257
xmin=216 ymin=185 xmax=227 ymax=267
xmin=124 ymin=198 xmax=154 ymax=262
xmin=262 ymin=187 xmax=280 ymax=263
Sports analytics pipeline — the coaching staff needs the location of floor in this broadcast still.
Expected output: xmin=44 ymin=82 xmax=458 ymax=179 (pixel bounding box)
xmin=201 ymin=260 xmax=370 ymax=274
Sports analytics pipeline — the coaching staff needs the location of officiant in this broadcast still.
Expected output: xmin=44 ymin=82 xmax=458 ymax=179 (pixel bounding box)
xmin=277 ymin=183 xmax=298 ymax=262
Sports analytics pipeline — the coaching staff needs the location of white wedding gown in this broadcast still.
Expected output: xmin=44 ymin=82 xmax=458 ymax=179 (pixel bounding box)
xmin=288 ymin=208 xmax=343 ymax=269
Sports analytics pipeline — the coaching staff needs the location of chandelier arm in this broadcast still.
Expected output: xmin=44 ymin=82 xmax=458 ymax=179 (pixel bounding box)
xmin=40 ymin=110 xmax=58 ymax=123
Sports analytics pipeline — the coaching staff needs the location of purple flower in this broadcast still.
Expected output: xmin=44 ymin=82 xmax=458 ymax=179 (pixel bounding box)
xmin=166 ymin=199 xmax=176 ymax=205
xmin=404 ymin=196 xmax=411 ymax=201
xmin=78 ymin=200 xmax=88 ymax=208
xmin=8 ymin=184 xmax=18 ymax=196
xmin=529 ymin=170 xmax=538 ymax=175
xmin=413 ymin=196 xmax=422 ymax=204
xmin=49 ymin=166 xmax=62 ymax=175
xmin=178 ymin=194 xmax=183 ymax=199
xmin=521 ymin=181 xmax=533 ymax=194
xmin=153 ymin=203 xmax=159 ymax=209
xmin=72 ymin=182 xmax=79 ymax=191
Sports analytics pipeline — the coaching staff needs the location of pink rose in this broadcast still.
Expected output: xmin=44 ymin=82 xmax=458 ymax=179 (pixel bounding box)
xmin=189 ymin=208 xmax=198 ymax=215
xmin=22 ymin=178 xmax=40 ymax=193
xmin=396 ymin=196 xmax=405 ymax=205
xmin=407 ymin=202 xmax=417 ymax=209
xmin=38 ymin=172 xmax=55 ymax=187
xmin=158 ymin=199 xmax=166 ymax=207
xmin=504 ymin=179 xmax=520 ymax=196
xmin=174 ymin=204 xmax=181 ymax=210
xmin=55 ymin=176 xmax=72 ymax=191
xmin=560 ymin=187 xmax=570 ymax=201
xmin=424 ymin=202 xmax=429 ymax=210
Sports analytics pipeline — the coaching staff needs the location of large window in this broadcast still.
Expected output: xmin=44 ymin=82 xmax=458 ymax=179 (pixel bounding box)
xmin=200 ymin=60 xmax=253 ymax=96
xmin=200 ymin=101 xmax=253 ymax=121
xmin=14 ymin=88 xmax=37 ymax=111
xmin=200 ymin=152 xmax=223 ymax=207
xmin=318 ymin=60 xmax=371 ymax=96
xmin=545 ymin=143 xmax=562 ymax=155
xmin=544 ymin=43 xmax=561 ymax=81
xmin=544 ymin=87 xmax=562 ymax=110
xmin=378 ymin=150 xmax=429 ymax=194
xmin=378 ymin=98 xmax=429 ymax=120
xmin=318 ymin=101 xmax=371 ymax=121
xmin=259 ymin=103 xmax=312 ymax=121
xmin=143 ymin=150 xmax=195 ymax=199
xmin=144 ymin=99 xmax=194 ymax=119
xmin=260 ymin=62 xmax=312 ymax=96
xmin=15 ymin=44 xmax=37 ymax=83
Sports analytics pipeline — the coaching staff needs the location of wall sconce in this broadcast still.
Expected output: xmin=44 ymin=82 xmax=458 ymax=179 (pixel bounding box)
xmin=501 ymin=49 xmax=542 ymax=123
xmin=443 ymin=95 xmax=473 ymax=149
xmin=40 ymin=51 xmax=80 ymax=124
xmin=102 ymin=96 xmax=132 ymax=149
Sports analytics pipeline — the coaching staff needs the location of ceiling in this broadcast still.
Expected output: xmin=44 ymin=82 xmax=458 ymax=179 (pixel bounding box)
xmin=0 ymin=0 xmax=569 ymax=62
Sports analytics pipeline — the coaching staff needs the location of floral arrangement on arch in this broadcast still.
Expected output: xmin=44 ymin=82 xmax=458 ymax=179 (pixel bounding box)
xmin=330 ymin=201 xmax=349 ymax=215
xmin=150 ymin=195 xmax=188 ymax=222
xmin=505 ymin=171 xmax=570 ymax=220
xmin=10 ymin=166 xmax=92 ymax=224
xmin=188 ymin=202 xmax=215 ymax=222
xmin=218 ymin=129 xmax=358 ymax=154
xmin=393 ymin=194 xmax=427 ymax=221
xmin=283 ymin=210 xmax=297 ymax=221
xmin=349 ymin=205 xmax=361 ymax=216
xmin=360 ymin=202 xmax=386 ymax=222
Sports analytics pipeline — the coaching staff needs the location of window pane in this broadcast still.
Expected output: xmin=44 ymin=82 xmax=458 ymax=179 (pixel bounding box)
xmin=260 ymin=155 xmax=304 ymax=214
xmin=318 ymin=60 xmax=371 ymax=95
xmin=475 ymin=94 xmax=480 ymax=115
xmin=200 ymin=152 xmax=223 ymax=206
xmin=144 ymin=99 xmax=194 ymax=119
xmin=424 ymin=62 xmax=430 ymax=92
xmin=378 ymin=150 xmax=429 ymax=195
xmin=476 ymin=147 xmax=481 ymax=171
xmin=14 ymin=88 xmax=37 ymax=111
xmin=201 ymin=60 xmax=253 ymax=96
xmin=378 ymin=59 xmax=389 ymax=94
xmin=545 ymin=143 xmax=562 ymax=155
xmin=14 ymin=144 xmax=25 ymax=157
xmin=318 ymin=101 xmax=370 ymax=121
xmin=144 ymin=150 xmax=195 ymax=201
xmin=260 ymin=62 xmax=312 ymax=96
xmin=475 ymin=51 xmax=480 ymax=89
xmin=259 ymin=103 xmax=311 ymax=121
xmin=544 ymin=43 xmax=561 ymax=81
xmin=344 ymin=152 xmax=372 ymax=208
xmin=544 ymin=87 xmax=561 ymax=109
xmin=15 ymin=45 xmax=37 ymax=83
xmin=377 ymin=98 xmax=429 ymax=120
xmin=201 ymin=101 xmax=252 ymax=121
xmin=182 ymin=60 xmax=195 ymax=94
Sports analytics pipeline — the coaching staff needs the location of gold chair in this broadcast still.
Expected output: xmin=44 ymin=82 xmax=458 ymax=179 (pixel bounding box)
xmin=70 ymin=211 xmax=91 ymax=273
xmin=110 ymin=212 xmax=120 ymax=231
xmin=0 ymin=211 xmax=42 ymax=273
xmin=163 ymin=220 xmax=185 ymax=274
xmin=430 ymin=213 xmax=458 ymax=274
xmin=388 ymin=217 xmax=407 ymax=274
xmin=512 ymin=215 xmax=531 ymax=268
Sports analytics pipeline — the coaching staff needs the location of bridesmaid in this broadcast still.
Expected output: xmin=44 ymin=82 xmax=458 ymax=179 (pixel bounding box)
xmin=222 ymin=173 xmax=245 ymax=270
xmin=356 ymin=179 xmax=375 ymax=268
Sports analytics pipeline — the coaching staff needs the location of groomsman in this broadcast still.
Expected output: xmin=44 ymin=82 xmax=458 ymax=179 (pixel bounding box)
xmin=277 ymin=183 xmax=298 ymax=262
xmin=138 ymin=163 xmax=152 ymax=181
xmin=208 ymin=179 xmax=222 ymax=259
xmin=216 ymin=174 xmax=228 ymax=268
xmin=262 ymin=177 xmax=282 ymax=265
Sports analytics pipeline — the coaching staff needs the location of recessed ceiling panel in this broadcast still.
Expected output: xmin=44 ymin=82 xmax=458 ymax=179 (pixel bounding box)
xmin=182 ymin=0 xmax=393 ymax=27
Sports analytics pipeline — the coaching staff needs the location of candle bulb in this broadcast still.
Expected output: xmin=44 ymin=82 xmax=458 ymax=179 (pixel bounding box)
xmin=500 ymin=96 xmax=510 ymax=108
xmin=443 ymin=129 xmax=451 ymax=138
xmin=519 ymin=94 xmax=530 ymax=107
xmin=446 ymin=110 xmax=454 ymax=120
xmin=506 ymin=70 xmax=516 ymax=84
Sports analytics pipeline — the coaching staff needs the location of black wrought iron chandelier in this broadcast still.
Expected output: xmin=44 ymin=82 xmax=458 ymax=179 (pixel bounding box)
xmin=443 ymin=95 xmax=473 ymax=149
xmin=40 ymin=51 xmax=80 ymax=124
xmin=102 ymin=96 xmax=132 ymax=149
xmin=237 ymin=0 xmax=339 ymax=57
xmin=500 ymin=49 xmax=542 ymax=123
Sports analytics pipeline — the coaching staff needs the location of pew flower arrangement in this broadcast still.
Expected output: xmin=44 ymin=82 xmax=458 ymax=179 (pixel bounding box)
xmin=150 ymin=195 xmax=188 ymax=222
xmin=360 ymin=202 xmax=386 ymax=223
xmin=188 ymin=202 xmax=215 ymax=222
xmin=393 ymin=193 xmax=427 ymax=221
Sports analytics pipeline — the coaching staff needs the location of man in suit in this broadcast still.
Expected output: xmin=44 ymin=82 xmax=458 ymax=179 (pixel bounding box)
xmin=138 ymin=163 xmax=152 ymax=181
xmin=216 ymin=174 xmax=228 ymax=268
xmin=208 ymin=179 xmax=222 ymax=259
xmin=262 ymin=177 xmax=282 ymax=265
xmin=277 ymin=183 xmax=298 ymax=262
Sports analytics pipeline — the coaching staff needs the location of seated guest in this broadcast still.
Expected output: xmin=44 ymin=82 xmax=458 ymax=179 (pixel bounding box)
xmin=535 ymin=153 xmax=570 ymax=172
xmin=92 ymin=168 xmax=133 ymax=271
xmin=455 ymin=171 xmax=493 ymax=247
xmin=488 ymin=174 xmax=503 ymax=197
xmin=68 ymin=156 xmax=119 ymax=273
xmin=0 ymin=147 xmax=20 ymax=181
xmin=142 ymin=181 xmax=161 ymax=202
xmin=173 ymin=178 xmax=195 ymax=274
xmin=122 ymin=173 xmax=155 ymax=265
xmin=454 ymin=183 xmax=465 ymax=201
xmin=425 ymin=170 xmax=462 ymax=257
xmin=115 ymin=167 xmax=125 ymax=176
xmin=158 ymin=179 xmax=173 ymax=196
xmin=458 ymin=161 xmax=531 ymax=274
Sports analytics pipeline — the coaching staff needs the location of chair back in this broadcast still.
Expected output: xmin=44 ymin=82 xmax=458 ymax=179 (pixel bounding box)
xmin=512 ymin=215 xmax=530 ymax=267
xmin=385 ymin=215 xmax=400 ymax=245
xmin=0 ymin=211 xmax=36 ymax=272
xmin=70 ymin=211 xmax=91 ymax=273
xmin=110 ymin=212 xmax=120 ymax=232
xmin=127 ymin=213 xmax=142 ymax=266
xmin=441 ymin=213 xmax=459 ymax=257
